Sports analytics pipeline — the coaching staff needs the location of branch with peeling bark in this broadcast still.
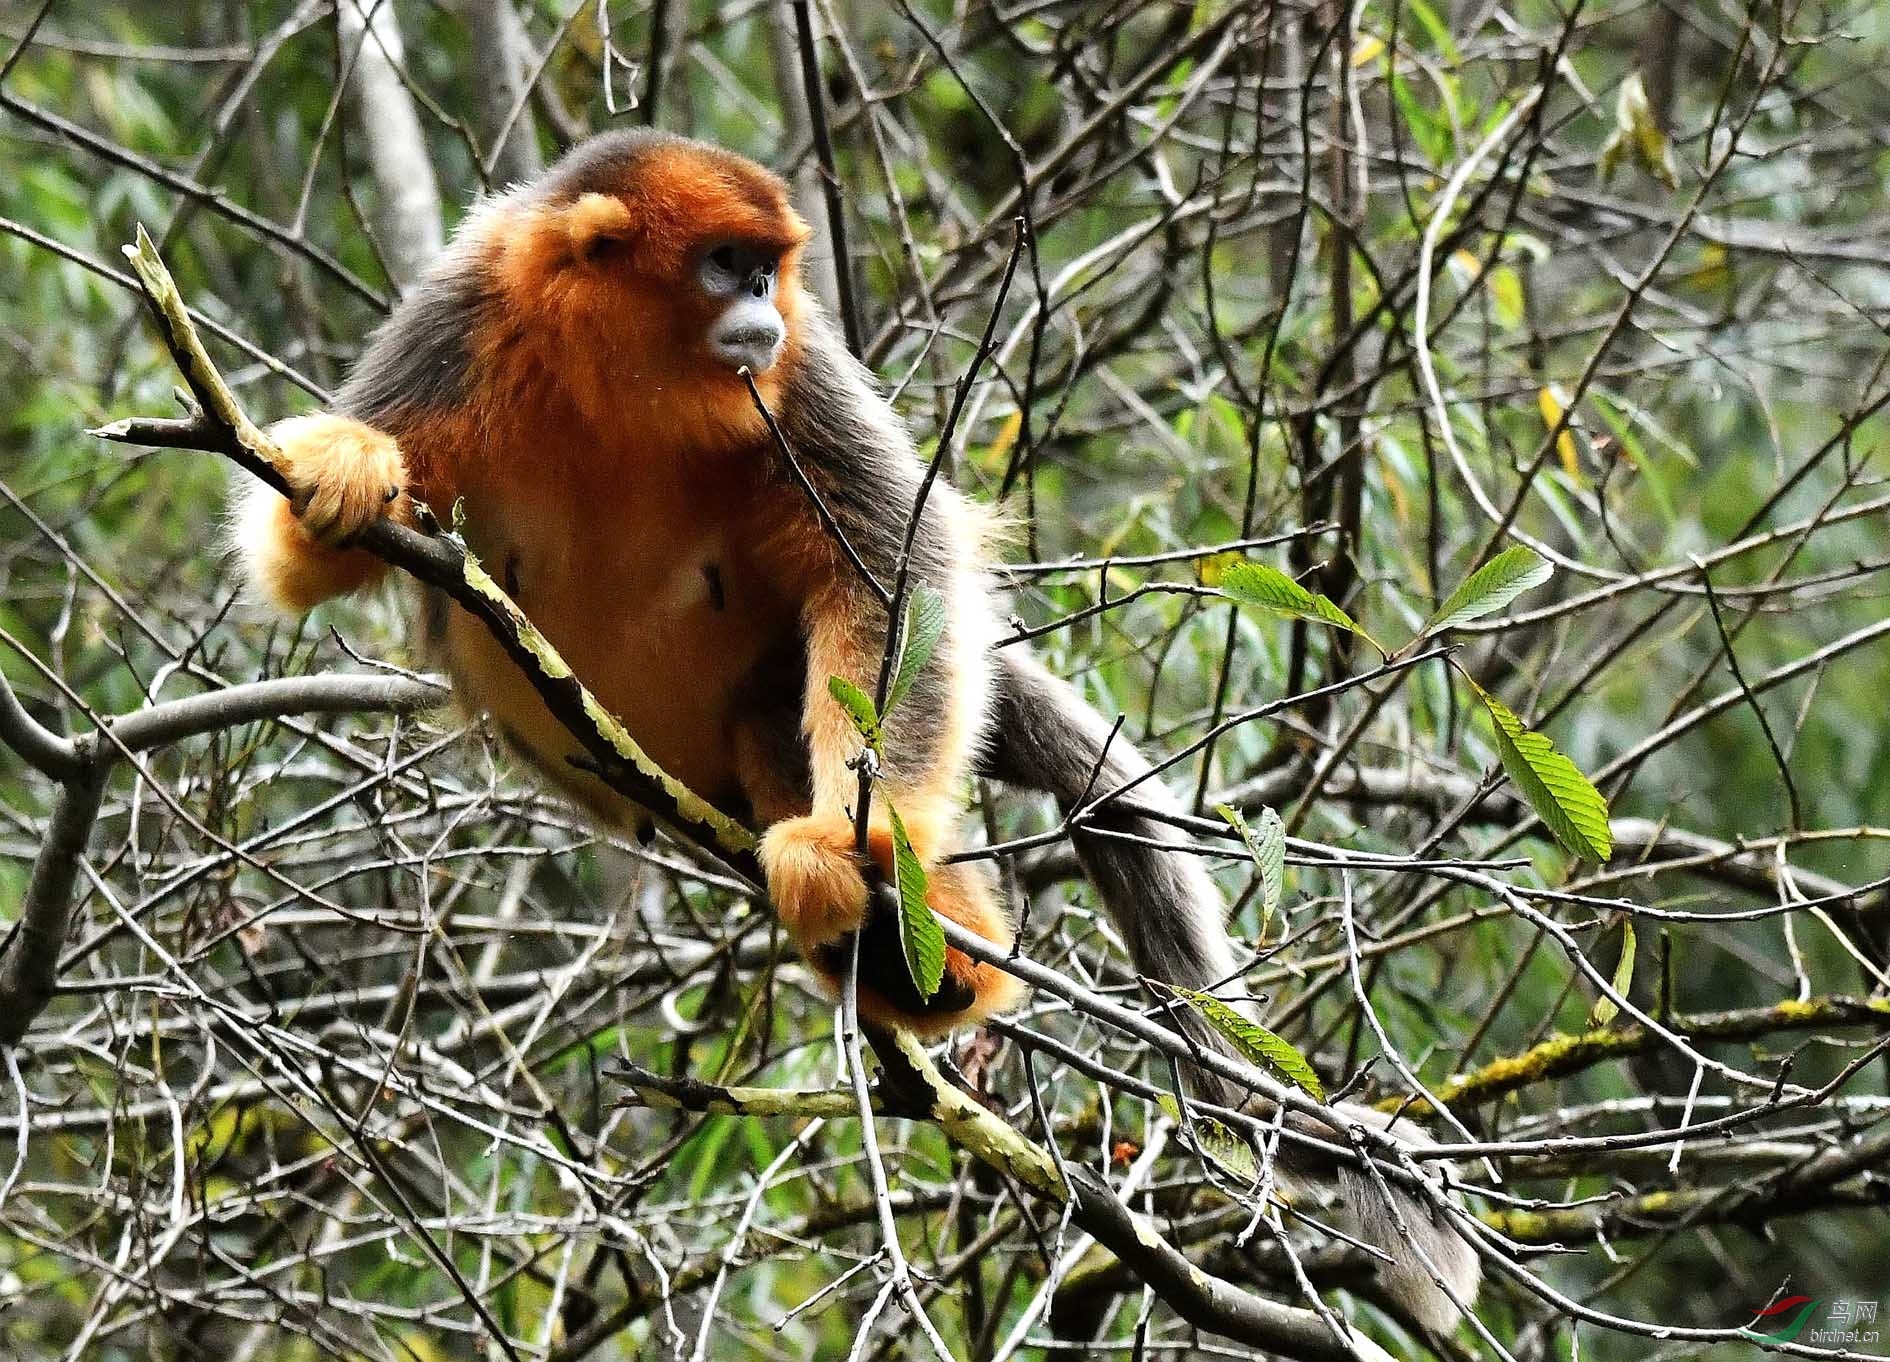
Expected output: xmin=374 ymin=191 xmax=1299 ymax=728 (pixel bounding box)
xmin=619 ymin=1034 xmax=1398 ymax=1362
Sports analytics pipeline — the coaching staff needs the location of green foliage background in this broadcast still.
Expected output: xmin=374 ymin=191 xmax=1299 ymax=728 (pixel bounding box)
xmin=4 ymin=0 xmax=1890 ymax=1358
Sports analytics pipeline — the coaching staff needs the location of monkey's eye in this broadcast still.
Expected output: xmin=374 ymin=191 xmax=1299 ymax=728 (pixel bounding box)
xmin=700 ymin=243 xmax=780 ymax=298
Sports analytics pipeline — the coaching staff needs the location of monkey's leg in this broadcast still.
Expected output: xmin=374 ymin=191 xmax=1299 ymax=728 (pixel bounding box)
xmin=232 ymin=412 xmax=408 ymax=611
xmin=750 ymin=583 xmax=1020 ymax=1029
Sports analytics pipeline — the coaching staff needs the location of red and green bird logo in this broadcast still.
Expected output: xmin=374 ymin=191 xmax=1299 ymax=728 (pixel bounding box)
xmin=1741 ymin=1297 xmax=1820 ymax=1343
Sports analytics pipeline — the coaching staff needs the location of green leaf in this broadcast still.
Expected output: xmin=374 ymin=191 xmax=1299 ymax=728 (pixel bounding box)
xmin=1468 ymin=679 xmax=1613 ymax=862
xmin=888 ymin=803 xmax=945 ymax=1001
xmin=1156 ymin=1094 xmax=1258 ymax=1182
xmin=827 ymin=675 xmax=881 ymax=750
xmin=885 ymin=585 xmax=947 ymax=717
xmin=1218 ymin=804 xmax=1285 ymax=939
xmin=1590 ymin=920 xmax=1637 ymax=1027
xmin=1422 ymin=545 xmax=1553 ymax=636
xmin=1157 ymin=983 xmax=1326 ymax=1102
xmin=1220 ymin=560 xmax=1382 ymax=654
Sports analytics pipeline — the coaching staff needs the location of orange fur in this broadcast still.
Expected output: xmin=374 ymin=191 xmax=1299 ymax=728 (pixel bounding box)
xmin=758 ymin=814 xmax=871 ymax=947
xmin=238 ymin=136 xmax=1021 ymax=1035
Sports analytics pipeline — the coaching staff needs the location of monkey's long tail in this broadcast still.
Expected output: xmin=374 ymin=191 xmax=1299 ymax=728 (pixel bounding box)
xmin=979 ymin=648 xmax=1482 ymax=1336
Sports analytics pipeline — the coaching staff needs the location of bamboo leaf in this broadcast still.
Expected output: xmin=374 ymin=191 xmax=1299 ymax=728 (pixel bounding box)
xmin=1590 ymin=920 xmax=1637 ymax=1027
xmin=889 ymin=803 xmax=944 ymax=1001
xmin=1156 ymin=1094 xmax=1258 ymax=1182
xmin=1469 ymin=680 xmax=1614 ymax=862
xmin=827 ymin=676 xmax=881 ymax=750
xmin=1220 ymin=561 xmax=1382 ymax=655
xmin=1157 ymin=983 xmax=1326 ymax=1102
xmin=885 ymin=585 xmax=947 ymax=717
xmin=1422 ymin=545 xmax=1553 ymax=636
xmin=1218 ymin=804 xmax=1286 ymax=939
xmin=1538 ymin=385 xmax=1584 ymax=481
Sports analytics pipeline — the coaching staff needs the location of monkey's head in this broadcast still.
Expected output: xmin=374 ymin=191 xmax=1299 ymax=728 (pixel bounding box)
xmin=484 ymin=131 xmax=814 ymax=435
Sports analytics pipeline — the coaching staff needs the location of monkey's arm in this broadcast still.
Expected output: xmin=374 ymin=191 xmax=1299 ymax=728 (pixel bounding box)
xmin=232 ymin=413 xmax=411 ymax=611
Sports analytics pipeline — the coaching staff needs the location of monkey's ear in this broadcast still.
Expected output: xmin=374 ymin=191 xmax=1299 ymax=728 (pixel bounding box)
xmin=563 ymin=192 xmax=638 ymax=263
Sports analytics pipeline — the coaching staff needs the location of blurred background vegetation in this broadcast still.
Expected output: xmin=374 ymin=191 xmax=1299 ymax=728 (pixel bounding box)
xmin=4 ymin=0 xmax=1890 ymax=1358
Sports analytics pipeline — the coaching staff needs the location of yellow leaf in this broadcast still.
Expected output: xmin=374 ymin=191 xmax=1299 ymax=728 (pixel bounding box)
xmin=987 ymin=410 xmax=1023 ymax=461
xmin=1599 ymin=72 xmax=1679 ymax=189
xmin=1196 ymin=550 xmax=1243 ymax=587
xmin=1538 ymin=385 xmax=1582 ymax=482
xmin=1488 ymin=264 xmax=1525 ymax=329
xmin=1686 ymin=241 xmax=1729 ymax=290
xmin=1350 ymin=34 xmax=1386 ymax=67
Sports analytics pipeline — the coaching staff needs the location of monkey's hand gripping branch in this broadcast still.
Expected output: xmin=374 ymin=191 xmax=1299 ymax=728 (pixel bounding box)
xmin=93 ymin=229 xmax=1398 ymax=1362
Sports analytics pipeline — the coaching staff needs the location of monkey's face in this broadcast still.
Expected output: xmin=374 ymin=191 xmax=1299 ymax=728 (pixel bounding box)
xmin=486 ymin=136 xmax=813 ymax=437
xmin=694 ymin=240 xmax=786 ymax=375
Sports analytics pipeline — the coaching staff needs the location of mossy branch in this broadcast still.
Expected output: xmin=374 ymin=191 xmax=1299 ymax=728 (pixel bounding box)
xmin=1388 ymin=995 xmax=1890 ymax=1119
xmin=615 ymin=1035 xmax=1395 ymax=1362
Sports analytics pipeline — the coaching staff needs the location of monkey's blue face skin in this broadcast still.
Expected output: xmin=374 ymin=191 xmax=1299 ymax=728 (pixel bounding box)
xmin=700 ymin=242 xmax=786 ymax=374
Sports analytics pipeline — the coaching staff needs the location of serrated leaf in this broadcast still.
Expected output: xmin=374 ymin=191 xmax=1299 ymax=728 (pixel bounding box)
xmin=1156 ymin=1094 xmax=1259 ymax=1182
xmin=1157 ymin=983 xmax=1326 ymax=1102
xmin=827 ymin=675 xmax=881 ymax=750
xmin=888 ymin=803 xmax=944 ymax=1001
xmin=1422 ymin=545 xmax=1553 ymax=636
xmin=1220 ymin=561 xmax=1381 ymax=655
xmin=884 ymin=585 xmax=946 ymax=716
xmin=1590 ymin=920 xmax=1636 ymax=1027
xmin=1196 ymin=550 xmax=1243 ymax=588
xmin=1218 ymin=804 xmax=1286 ymax=939
xmin=1469 ymin=680 xmax=1613 ymax=862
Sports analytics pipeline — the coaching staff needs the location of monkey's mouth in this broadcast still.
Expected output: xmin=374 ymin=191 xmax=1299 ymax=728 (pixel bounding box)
xmin=711 ymin=319 xmax=786 ymax=375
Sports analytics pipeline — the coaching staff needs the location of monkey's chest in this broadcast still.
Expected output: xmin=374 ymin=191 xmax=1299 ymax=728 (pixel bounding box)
xmin=431 ymin=487 xmax=802 ymax=825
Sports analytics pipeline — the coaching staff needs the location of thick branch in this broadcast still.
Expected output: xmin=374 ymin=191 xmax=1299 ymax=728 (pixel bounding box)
xmin=0 ymin=762 xmax=106 ymax=1045
xmin=0 ymin=672 xmax=440 ymax=1045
